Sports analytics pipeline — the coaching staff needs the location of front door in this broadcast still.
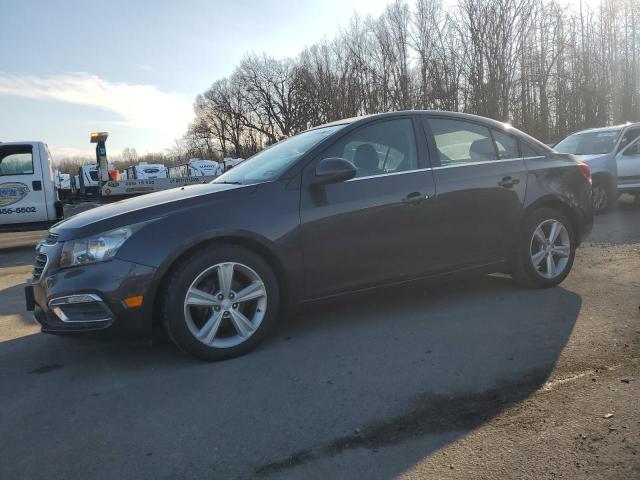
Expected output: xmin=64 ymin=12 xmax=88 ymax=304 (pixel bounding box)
xmin=299 ymin=117 xmax=438 ymax=299
xmin=0 ymin=143 xmax=49 ymax=225
xmin=617 ymin=137 xmax=640 ymax=187
xmin=422 ymin=116 xmax=528 ymax=267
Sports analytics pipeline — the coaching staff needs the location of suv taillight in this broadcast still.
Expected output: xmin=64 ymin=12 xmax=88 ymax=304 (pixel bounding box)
xmin=577 ymin=162 xmax=592 ymax=185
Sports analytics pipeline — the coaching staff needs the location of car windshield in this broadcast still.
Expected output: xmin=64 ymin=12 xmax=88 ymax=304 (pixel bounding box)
xmin=554 ymin=130 xmax=621 ymax=155
xmin=213 ymin=125 xmax=345 ymax=185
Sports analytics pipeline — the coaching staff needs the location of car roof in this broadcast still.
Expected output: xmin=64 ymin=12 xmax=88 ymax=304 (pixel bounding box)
xmin=311 ymin=110 xmax=550 ymax=150
xmin=570 ymin=122 xmax=640 ymax=135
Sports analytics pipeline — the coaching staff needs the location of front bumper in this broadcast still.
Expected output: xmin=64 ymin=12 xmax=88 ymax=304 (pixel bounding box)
xmin=26 ymin=257 xmax=157 ymax=337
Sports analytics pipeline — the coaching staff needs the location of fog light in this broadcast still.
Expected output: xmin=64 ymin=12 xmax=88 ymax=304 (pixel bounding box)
xmin=123 ymin=295 xmax=144 ymax=308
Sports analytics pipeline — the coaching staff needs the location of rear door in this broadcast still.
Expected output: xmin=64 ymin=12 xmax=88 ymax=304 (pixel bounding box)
xmin=422 ymin=116 xmax=528 ymax=267
xmin=0 ymin=143 xmax=49 ymax=224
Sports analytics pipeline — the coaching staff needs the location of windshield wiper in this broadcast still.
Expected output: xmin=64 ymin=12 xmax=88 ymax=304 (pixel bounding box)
xmin=216 ymin=180 xmax=243 ymax=185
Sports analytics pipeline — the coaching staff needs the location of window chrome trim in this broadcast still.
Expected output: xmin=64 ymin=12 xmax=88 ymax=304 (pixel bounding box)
xmin=341 ymin=155 xmax=547 ymax=178
xmin=345 ymin=167 xmax=433 ymax=182
xmin=432 ymin=157 xmax=526 ymax=170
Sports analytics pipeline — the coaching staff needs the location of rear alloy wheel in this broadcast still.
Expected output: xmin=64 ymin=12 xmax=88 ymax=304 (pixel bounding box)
xmin=529 ymin=219 xmax=571 ymax=280
xmin=162 ymin=245 xmax=280 ymax=360
xmin=513 ymin=208 xmax=576 ymax=288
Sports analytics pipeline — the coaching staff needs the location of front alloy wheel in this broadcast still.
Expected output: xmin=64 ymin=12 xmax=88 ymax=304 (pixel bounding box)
xmin=162 ymin=245 xmax=280 ymax=360
xmin=184 ymin=262 xmax=267 ymax=348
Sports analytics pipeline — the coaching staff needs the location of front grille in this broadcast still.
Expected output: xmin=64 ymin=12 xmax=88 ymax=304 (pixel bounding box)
xmin=32 ymin=253 xmax=48 ymax=282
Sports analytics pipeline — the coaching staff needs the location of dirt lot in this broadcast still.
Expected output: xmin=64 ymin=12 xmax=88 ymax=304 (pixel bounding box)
xmin=0 ymin=201 xmax=638 ymax=480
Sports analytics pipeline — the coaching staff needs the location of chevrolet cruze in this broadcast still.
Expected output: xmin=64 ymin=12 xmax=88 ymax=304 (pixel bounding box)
xmin=25 ymin=111 xmax=593 ymax=360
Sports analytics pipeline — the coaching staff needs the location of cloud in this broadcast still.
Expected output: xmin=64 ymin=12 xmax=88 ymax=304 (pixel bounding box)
xmin=0 ymin=72 xmax=193 ymax=136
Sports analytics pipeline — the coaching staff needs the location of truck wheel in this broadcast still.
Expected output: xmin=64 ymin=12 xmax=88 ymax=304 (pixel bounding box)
xmin=513 ymin=208 xmax=576 ymax=288
xmin=592 ymin=178 xmax=614 ymax=214
xmin=161 ymin=244 xmax=280 ymax=361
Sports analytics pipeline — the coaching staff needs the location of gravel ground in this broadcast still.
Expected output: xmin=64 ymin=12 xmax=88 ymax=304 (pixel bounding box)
xmin=0 ymin=201 xmax=638 ymax=480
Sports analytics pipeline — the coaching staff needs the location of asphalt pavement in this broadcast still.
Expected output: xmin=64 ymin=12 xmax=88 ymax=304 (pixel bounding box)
xmin=0 ymin=200 xmax=638 ymax=479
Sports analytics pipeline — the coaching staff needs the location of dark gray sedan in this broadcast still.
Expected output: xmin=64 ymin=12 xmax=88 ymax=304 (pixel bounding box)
xmin=26 ymin=111 xmax=593 ymax=360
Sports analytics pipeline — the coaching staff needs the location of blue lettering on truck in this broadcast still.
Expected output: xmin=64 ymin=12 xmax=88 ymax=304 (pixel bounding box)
xmin=0 ymin=182 xmax=30 ymax=207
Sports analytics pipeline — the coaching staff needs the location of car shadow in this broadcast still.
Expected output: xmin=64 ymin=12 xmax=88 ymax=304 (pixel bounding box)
xmin=0 ymin=274 xmax=581 ymax=480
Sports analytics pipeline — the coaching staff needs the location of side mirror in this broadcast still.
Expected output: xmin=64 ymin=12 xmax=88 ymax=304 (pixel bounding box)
xmin=312 ymin=158 xmax=357 ymax=185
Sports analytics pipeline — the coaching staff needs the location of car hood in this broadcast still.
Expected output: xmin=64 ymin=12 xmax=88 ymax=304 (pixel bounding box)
xmin=52 ymin=182 xmax=255 ymax=240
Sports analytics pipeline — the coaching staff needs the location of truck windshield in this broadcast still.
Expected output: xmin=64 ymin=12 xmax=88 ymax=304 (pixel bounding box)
xmin=213 ymin=125 xmax=345 ymax=185
xmin=554 ymin=130 xmax=621 ymax=155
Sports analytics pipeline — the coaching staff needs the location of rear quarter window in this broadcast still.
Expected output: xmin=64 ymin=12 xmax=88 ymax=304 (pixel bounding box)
xmin=521 ymin=142 xmax=546 ymax=158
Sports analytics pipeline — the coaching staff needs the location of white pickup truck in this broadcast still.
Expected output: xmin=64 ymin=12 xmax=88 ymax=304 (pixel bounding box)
xmin=0 ymin=141 xmax=63 ymax=229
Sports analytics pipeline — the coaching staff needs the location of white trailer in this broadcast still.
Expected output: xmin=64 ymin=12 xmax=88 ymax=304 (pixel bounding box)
xmin=168 ymin=159 xmax=223 ymax=178
xmin=54 ymin=171 xmax=71 ymax=200
xmin=222 ymin=157 xmax=245 ymax=170
xmin=127 ymin=163 xmax=167 ymax=179
xmin=78 ymin=164 xmax=99 ymax=197
xmin=0 ymin=141 xmax=63 ymax=228
xmin=71 ymin=174 xmax=81 ymax=196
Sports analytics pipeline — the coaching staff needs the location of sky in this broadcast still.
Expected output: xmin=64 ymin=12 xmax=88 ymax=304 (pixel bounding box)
xmin=0 ymin=0 xmax=390 ymax=159
xmin=0 ymin=0 xmax=599 ymax=160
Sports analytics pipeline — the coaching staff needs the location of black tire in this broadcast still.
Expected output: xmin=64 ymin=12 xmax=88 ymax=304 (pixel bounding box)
xmin=513 ymin=208 xmax=576 ymax=288
xmin=160 ymin=244 xmax=280 ymax=361
xmin=592 ymin=177 xmax=614 ymax=214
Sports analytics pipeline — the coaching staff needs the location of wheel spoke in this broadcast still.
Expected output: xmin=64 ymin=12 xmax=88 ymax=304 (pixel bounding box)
xmin=546 ymin=253 xmax=556 ymax=277
xmin=234 ymin=282 xmax=266 ymax=304
xmin=532 ymin=250 xmax=546 ymax=267
xmin=553 ymin=245 xmax=570 ymax=257
xmin=217 ymin=263 xmax=234 ymax=297
xmin=533 ymin=227 xmax=546 ymax=246
xmin=196 ymin=310 xmax=224 ymax=344
xmin=185 ymin=288 xmax=220 ymax=307
xmin=228 ymin=309 xmax=255 ymax=338
xmin=548 ymin=222 xmax=561 ymax=244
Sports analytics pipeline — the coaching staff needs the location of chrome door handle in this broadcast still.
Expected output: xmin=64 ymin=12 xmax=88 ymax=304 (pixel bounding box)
xmin=498 ymin=176 xmax=520 ymax=188
xmin=402 ymin=192 xmax=428 ymax=205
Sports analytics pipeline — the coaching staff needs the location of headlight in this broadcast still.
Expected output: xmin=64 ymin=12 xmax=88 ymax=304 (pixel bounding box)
xmin=59 ymin=226 xmax=135 ymax=268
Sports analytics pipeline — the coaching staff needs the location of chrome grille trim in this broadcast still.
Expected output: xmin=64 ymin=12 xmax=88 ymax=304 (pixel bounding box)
xmin=32 ymin=253 xmax=49 ymax=282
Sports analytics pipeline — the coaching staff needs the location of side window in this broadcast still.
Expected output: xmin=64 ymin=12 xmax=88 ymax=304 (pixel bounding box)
xmin=619 ymin=128 xmax=640 ymax=152
xmin=521 ymin=142 xmax=544 ymax=158
xmin=323 ymin=118 xmax=418 ymax=178
xmin=0 ymin=146 xmax=34 ymax=176
xmin=623 ymin=138 xmax=640 ymax=157
xmin=492 ymin=129 xmax=520 ymax=160
xmin=427 ymin=118 xmax=498 ymax=166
